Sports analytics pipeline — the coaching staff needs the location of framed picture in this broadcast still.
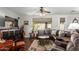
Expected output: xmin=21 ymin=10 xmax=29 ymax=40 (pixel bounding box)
xmin=24 ymin=21 xmax=29 ymax=25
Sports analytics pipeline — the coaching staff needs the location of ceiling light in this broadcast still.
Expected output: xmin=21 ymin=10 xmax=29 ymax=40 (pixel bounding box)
xmin=40 ymin=12 xmax=47 ymax=16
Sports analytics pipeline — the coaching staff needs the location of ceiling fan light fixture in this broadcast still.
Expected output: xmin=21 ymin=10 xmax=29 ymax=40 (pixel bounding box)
xmin=43 ymin=7 xmax=48 ymax=11
xmin=40 ymin=12 xmax=47 ymax=16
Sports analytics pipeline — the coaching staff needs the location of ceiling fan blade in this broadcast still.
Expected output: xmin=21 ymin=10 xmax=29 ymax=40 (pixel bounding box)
xmin=44 ymin=11 xmax=51 ymax=13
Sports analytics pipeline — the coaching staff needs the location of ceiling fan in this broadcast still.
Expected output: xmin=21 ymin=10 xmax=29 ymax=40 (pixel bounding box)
xmin=71 ymin=10 xmax=79 ymax=14
xmin=40 ymin=7 xmax=51 ymax=16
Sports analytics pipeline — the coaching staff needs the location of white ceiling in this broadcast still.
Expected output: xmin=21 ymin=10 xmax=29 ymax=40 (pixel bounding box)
xmin=6 ymin=7 xmax=79 ymax=16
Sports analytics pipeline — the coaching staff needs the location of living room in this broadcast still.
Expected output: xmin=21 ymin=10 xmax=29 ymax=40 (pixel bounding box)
xmin=0 ymin=7 xmax=79 ymax=51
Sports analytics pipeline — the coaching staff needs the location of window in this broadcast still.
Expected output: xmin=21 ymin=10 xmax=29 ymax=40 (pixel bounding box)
xmin=5 ymin=21 xmax=13 ymax=28
xmin=33 ymin=22 xmax=52 ymax=31
xmin=5 ymin=16 xmax=18 ymax=28
xmin=47 ymin=23 xmax=52 ymax=29
xmin=33 ymin=23 xmax=45 ymax=30
xmin=60 ymin=18 xmax=65 ymax=30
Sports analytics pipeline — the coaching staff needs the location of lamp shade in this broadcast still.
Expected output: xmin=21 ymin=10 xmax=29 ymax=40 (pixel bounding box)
xmin=68 ymin=23 xmax=79 ymax=30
